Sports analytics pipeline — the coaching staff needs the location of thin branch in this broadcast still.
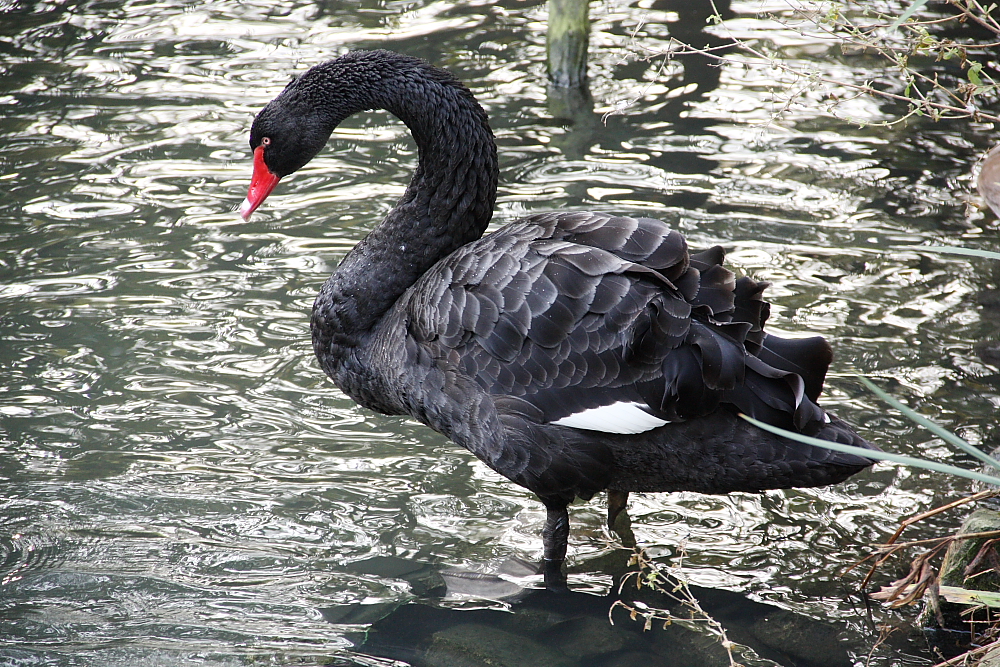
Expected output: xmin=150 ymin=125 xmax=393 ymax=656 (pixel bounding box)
xmin=950 ymin=0 xmax=1000 ymax=36
xmin=930 ymin=640 xmax=997 ymax=667
xmin=852 ymin=489 xmax=1000 ymax=587
xmin=876 ymin=529 xmax=1000 ymax=551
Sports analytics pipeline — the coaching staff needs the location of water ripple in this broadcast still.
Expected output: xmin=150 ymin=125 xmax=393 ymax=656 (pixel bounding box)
xmin=0 ymin=0 xmax=996 ymax=664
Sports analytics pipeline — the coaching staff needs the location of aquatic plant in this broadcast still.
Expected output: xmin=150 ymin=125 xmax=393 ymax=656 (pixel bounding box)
xmin=616 ymin=1 xmax=1000 ymax=126
xmin=611 ymin=547 xmax=781 ymax=667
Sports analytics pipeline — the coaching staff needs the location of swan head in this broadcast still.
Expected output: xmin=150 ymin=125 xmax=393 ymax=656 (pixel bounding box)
xmin=241 ymin=81 xmax=340 ymax=220
xmin=240 ymin=49 xmax=491 ymax=221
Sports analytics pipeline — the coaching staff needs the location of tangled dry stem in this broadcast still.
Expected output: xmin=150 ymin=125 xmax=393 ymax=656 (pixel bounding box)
xmin=853 ymin=490 xmax=1000 ymax=666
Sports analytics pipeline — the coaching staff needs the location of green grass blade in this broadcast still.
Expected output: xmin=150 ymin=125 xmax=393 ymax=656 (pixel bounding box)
xmin=739 ymin=415 xmax=1000 ymax=487
xmin=889 ymin=0 xmax=929 ymax=32
xmin=918 ymin=246 xmax=1000 ymax=261
xmin=939 ymin=585 xmax=1000 ymax=608
xmin=857 ymin=375 xmax=1000 ymax=472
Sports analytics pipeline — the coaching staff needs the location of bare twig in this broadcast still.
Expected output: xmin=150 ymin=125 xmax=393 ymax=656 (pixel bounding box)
xmin=852 ymin=490 xmax=1000 ymax=588
xmin=877 ymin=529 xmax=1000 ymax=551
xmin=885 ymin=491 xmax=1000 ymax=548
xmin=929 ymin=639 xmax=997 ymax=667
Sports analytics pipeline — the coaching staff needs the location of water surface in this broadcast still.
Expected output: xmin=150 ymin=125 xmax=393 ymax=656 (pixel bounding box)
xmin=1 ymin=0 xmax=998 ymax=665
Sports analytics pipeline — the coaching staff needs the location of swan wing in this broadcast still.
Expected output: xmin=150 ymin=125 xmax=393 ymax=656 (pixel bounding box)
xmin=402 ymin=212 xmax=836 ymax=438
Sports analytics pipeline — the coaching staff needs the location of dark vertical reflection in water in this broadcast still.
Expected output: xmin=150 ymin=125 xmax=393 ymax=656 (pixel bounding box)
xmin=0 ymin=0 xmax=997 ymax=665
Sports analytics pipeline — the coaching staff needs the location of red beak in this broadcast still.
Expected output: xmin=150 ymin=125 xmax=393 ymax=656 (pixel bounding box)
xmin=240 ymin=145 xmax=281 ymax=220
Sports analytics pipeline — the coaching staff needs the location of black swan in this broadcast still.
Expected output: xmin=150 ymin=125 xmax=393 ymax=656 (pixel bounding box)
xmin=240 ymin=50 xmax=876 ymax=587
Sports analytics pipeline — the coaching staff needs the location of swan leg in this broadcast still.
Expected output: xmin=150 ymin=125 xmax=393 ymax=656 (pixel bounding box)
xmin=607 ymin=489 xmax=636 ymax=547
xmin=541 ymin=503 xmax=569 ymax=590
xmin=607 ymin=489 xmax=629 ymax=529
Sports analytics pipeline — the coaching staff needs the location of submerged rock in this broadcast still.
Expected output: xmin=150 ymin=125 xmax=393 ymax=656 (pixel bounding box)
xmin=600 ymin=650 xmax=667 ymax=667
xmin=425 ymin=623 xmax=574 ymax=667
xmin=939 ymin=509 xmax=1000 ymax=593
xmin=648 ymin=623 xmax=737 ymax=667
xmin=747 ymin=609 xmax=849 ymax=667
xmin=922 ymin=508 xmax=1000 ymax=660
xmin=541 ymin=615 xmax=630 ymax=659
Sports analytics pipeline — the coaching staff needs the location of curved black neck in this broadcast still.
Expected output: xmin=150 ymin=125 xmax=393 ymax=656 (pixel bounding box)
xmin=306 ymin=52 xmax=498 ymax=372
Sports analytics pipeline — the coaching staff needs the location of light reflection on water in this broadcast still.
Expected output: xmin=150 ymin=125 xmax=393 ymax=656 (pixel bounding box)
xmin=1 ymin=0 xmax=998 ymax=664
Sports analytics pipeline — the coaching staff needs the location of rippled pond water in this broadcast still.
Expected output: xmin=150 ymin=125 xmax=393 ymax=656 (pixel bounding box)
xmin=2 ymin=0 xmax=999 ymax=665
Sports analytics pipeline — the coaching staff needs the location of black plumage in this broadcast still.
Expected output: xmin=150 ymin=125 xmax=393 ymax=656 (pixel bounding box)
xmin=241 ymin=50 xmax=878 ymax=587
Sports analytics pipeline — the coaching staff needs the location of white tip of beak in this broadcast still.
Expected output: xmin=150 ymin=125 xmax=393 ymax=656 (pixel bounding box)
xmin=239 ymin=197 xmax=254 ymax=221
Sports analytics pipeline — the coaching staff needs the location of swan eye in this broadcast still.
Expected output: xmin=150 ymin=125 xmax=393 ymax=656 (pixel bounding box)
xmin=261 ymin=137 xmax=272 ymax=147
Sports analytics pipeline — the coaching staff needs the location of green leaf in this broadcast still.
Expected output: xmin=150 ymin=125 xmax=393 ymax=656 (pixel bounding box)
xmin=939 ymin=585 xmax=1000 ymax=608
xmin=969 ymin=61 xmax=984 ymax=86
xmin=739 ymin=415 xmax=1000 ymax=487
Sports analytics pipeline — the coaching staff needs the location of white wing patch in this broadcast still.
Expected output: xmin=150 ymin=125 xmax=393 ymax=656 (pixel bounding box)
xmin=551 ymin=402 xmax=669 ymax=434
